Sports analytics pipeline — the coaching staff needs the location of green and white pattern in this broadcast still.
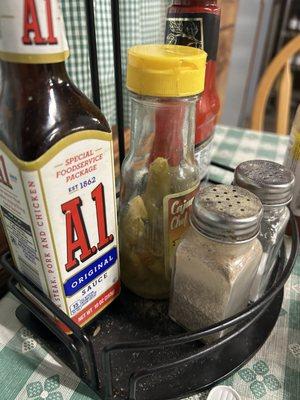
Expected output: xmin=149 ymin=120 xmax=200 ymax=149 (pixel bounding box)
xmin=238 ymin=360 xmax=281 ymax=398
xmin=0 ymin=126 xmax=298 ymax=400
xmin=61 ymin=0 xmax=169 ymax=127
xmin=209 ymin=125 xmax=289 ymax=184
xmin=26 ymin=374 xmax=61 ymax=399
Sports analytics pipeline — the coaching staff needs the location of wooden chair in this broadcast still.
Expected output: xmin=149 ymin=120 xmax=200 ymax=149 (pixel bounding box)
xmin=251 ymin=35 xmax=300 ymax=135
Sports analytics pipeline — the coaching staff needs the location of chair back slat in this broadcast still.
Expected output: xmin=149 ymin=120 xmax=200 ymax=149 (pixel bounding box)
xmin=276 ymin=61 xmax=292 ymax=135
xmin=251 ymin=35 xmax=300 ymax=135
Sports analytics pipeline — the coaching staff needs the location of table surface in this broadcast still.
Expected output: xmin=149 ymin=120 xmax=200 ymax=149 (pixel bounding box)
xmin=0 ymin=125 xmax=299 ymax=400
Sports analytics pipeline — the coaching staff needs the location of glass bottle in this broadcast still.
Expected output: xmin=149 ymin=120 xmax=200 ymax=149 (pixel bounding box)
xmin=165 ymin=0 xmax=221 ymax=180
xmin=234 ymin=160 xmax=294 ymax=301
xmin=120 ymin=44 xmax=206 ymax=299
xmin=0 ymin=0 xmax=119 ymax=331
xmin=169 ymin=184 xmax=263 ymax=335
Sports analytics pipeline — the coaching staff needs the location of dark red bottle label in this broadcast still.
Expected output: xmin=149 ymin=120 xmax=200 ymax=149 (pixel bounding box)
xmin=165 ymin=13 xmax=220 ymax=61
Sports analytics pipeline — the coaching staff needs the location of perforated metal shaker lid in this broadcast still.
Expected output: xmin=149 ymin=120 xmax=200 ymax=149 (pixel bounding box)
xmin=191 ymin=184 xmax=263 ymax=243
xmin=234 ymin=160 xmax=295 ymax=206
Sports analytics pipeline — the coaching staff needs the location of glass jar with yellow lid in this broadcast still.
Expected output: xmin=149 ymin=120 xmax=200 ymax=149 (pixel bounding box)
xmin=119 ymin=44 xmax=207 ymax=299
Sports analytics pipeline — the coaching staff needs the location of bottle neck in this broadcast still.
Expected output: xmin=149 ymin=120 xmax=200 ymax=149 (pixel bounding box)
xmin=1 ymin=61 xmax=70 ymax=88
xmin=263 ymin=204 xmax=287 ymax=220
xmin=205 ymin=61 xmax=218 ymax=89
xmin=130 ymin=94 xmax=197 ymax=167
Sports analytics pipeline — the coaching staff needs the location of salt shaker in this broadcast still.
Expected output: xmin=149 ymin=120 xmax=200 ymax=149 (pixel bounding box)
xmin=234 ymin=160 xmax=294 ymax=301
xmin=169 ymin=184 xmax=263 ymax=335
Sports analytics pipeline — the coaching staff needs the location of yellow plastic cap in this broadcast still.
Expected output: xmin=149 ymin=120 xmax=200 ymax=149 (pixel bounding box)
xmin=126 ymin=44 xmax=207 ymax=98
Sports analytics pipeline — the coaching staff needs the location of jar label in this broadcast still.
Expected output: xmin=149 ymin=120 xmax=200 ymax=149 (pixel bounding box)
xmin=0 ymin=130 xmax=120 ymax=331
xmin=284 ymin=130 xmax=300 ymax=216
xmin=163 ymin=185 xmax=198 ymax=279
xmin=165 ymin=13 xmax=220 ymax=61
xmin=0 ymin=0 xmax=69 ymax=64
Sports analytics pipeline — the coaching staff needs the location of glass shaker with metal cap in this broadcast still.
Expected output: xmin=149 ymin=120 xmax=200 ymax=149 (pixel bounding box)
xmin=169 ymin=184 xmax=263 ymax=335
xmin=234 ymin=160 xmax=295 ymax=301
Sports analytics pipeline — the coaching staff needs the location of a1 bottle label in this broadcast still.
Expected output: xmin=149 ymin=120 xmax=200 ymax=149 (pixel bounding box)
xmin=165 ymin=13 xmax=220 ymax=61
xmin=0 ymin=131 xmax=120 ymax=330
xmin=0 ymin=0 xmax=69 ymax=63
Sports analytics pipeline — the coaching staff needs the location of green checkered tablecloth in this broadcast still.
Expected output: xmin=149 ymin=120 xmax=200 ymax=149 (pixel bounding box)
xmin=209 ymin=125 xmax=289 ymax=184
xmin=0 ymin=126 xmax=299 ymax=400
xmin=61 ymin=0 xmax=169 ymax=128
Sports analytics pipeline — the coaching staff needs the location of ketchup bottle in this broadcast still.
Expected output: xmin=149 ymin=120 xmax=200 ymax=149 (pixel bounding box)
xmin=165 ymin=0 xmax=221 ymax=179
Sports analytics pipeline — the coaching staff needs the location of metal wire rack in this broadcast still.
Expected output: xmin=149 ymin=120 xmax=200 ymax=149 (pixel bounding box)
xmin=1 ymin=2 xmax=299 ymax=399
xmin=1 ymin=212 xmax=298 ymax=399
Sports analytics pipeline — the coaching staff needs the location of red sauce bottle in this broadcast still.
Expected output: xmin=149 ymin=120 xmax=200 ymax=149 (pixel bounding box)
xmin=165 ymin=0 xmax=220 ymax=178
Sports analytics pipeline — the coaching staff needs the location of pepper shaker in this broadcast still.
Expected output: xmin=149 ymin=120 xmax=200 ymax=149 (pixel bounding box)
xmin=234 ymin=160 xmax=294 ymax=301
xmin=169 ymin=184 xmax=263 ymax=336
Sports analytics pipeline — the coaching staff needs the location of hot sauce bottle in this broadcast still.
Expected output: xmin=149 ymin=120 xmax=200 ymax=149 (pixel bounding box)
xmin=0 ymin=0 xmax=120 ymax=332
xmin=165 ymin=0 xmax=221 ymax=179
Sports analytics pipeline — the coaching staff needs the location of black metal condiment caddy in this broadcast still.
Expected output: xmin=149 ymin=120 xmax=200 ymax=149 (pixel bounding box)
xmin=1 ymin=212 xmax=298 ymax=400
xmin=0 ymin=1 xmax=299 ymax=399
